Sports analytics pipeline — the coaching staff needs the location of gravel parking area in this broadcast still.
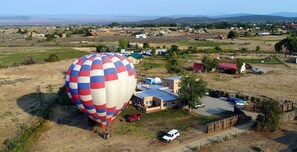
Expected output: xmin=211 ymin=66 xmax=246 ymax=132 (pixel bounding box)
xmin=193 ymin=96 xmax=234 ymax=116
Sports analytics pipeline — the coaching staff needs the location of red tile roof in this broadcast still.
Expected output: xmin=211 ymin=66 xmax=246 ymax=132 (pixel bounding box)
xmin=192 ymin=63 xmax=203 ymax=70
xmin=218 ymin=62 xmax=237 ymax=70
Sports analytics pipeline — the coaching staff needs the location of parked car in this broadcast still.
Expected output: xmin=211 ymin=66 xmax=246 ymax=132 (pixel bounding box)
xmin=234 ymin=99 xmax=248 ymax=106
xmin=126 ymin=113 xmax=141 ymax=122
xmin=252 ymin=67 xmax=264 ymax=74
xmin=194 ymin=103 xmax=205 ymax=109
xmin=227 ymin=96 xmax=237 ymax=103
xmin=162 ymin=129 xmax=180 ymax=142
xmin=209 ymin=91 xmax=222 ymax=98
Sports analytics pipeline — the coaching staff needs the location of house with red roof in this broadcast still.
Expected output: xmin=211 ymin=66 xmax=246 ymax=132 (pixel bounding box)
xmin=217 ymin=62 xmax=246 ymax=74
xmin=192 ymin=63 xmax=204 ymax=72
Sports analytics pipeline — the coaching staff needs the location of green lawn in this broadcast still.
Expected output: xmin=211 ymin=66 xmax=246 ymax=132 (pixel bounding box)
xmin=0 ymin=48 xmax=89 ymax=67
xmin=116 ymin=106 xmax=232 ymax=137
xmin=241 ymin=56 xmax=282 ymax=64
xmin=176 ymin=40 xmax=233 ymax=47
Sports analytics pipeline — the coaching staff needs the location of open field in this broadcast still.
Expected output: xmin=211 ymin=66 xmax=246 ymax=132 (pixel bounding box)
xmin=0 ymin=47 xmax=88 ymax=67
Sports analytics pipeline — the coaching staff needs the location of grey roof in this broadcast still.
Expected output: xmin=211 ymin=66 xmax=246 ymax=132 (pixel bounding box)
xmin=134 ymin=90 xmax=177 ymax=102
xmin=166 ymin=76 xmax=182 ymax=80
xmin=146 ymin=85 xmax=164 ymax=90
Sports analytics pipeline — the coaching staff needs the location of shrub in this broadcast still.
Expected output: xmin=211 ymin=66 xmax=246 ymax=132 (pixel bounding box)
xmin=224 ymin=92 xmax=230 ymax=97
xmin=46 ymin=54 xmax=59 ymax=62
xmin=24 ymin=57 xmax=35 ymax=65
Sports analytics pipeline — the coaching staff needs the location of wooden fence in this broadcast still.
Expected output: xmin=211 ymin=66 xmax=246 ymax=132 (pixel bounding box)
xmin=206 ymin=107 xmax=251 ymax=134
xmin=244 ymin=101 xmax=294 ymax=112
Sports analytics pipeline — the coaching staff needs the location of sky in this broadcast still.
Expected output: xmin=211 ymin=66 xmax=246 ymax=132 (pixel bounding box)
xmin=1 ymin=0 xmax=297 ymax=16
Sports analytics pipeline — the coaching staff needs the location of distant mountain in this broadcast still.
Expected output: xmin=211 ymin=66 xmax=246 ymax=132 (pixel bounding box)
xmin=136 ymin=15 xmax=297 ymax=24
xmin=0 ymin=16 xmax=30 ymax=20
xmin=211 ymin=13 xmax=252 ymax=18
xmin=270 ymin=12 xmax=297 ymax=17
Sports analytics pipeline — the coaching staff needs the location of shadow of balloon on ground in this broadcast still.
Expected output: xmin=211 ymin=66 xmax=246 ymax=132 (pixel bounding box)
xmin=16 ymin=92 xmax=95 ymax=131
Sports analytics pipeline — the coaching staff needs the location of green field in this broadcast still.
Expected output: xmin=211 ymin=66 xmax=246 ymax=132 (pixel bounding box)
xmin=176 ymin=40 xmax=233 ymax=47
xmin=116 ymin=106 xmax=233 ymax=136
xmin=0 ymin=48 xmax=89 ymax=68
xmin=241 ymin=56 xmax=282 ymax=64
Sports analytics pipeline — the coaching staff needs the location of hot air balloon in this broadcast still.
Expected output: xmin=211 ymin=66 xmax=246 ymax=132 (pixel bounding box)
xmin=65 ymin=53 xmax=137 ymax=129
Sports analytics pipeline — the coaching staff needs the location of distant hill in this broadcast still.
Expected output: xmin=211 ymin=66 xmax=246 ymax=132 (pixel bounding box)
xmin=136 ymin=15 xmax=297 ymax=24
xmin=0 ymin=16 xmax=30 ymax=20
xmin=270 ymin=12 xmax=297 ymax=17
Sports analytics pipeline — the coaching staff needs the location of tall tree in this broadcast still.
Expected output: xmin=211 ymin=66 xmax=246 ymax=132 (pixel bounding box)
xmin=202 ymin=56 xmax=219 ymax=72
xmin=143 ymin=42 xmax=150 ymax=48
xmin=227 ymin=30 xmax=239 ymax=38
xmin=178 ymin=74 xmax=208 ymax=112
xmin=253 ymin=100 xmax=282 ymax=131
xmin=118 ymin=38 xmax=129 ymax=49
xmin=151 ymin=48 xmax=156 ymax=56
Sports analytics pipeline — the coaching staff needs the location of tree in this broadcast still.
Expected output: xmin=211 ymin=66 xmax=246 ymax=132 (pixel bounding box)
xmin=178 ymin=74 xmax=208 ymax=112
xmin=244 ymin=32 xmax=253 ymax=37
xmin=275 ymin=37 xmax=297 ymax=54
xmin=227 ymin=30 xmax=239 ymax=38
xmin=151 ymin=48 xmax=156 ymax=56
xmin=118 ymin=38 xmax=129 ymax=49
xmin=202 ymin=56 xmax=219 ymax=72
xmin=110 ymin=22 xmax=119 ymax=27
xmin=143 ymin=42 xmax=150 ymax=48
xmin=274 ymin=42 xmax=282 ymax=53
xmin=168 ymin=45 xmax=180 ymax=57
xmin=255 ymin=46 xmax=261 ymax=53
xmin=236 ymin=58 xmax=244 ymax=74
xmin=46 ymin=54 xmax=59 ymax=62
xmin=252 ymin=100 xmax=282 ymax=131
xmin=214 ymin=46 xmax=223 ymax=52
xmin=96 ymin=45 xmax=107 ymax=52
xmin=167 ymin=58 xmax=181 ymax=74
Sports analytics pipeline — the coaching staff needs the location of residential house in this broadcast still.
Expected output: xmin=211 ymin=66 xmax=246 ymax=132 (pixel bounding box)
xmin=133 ymin=88 xmax=178 ymax=113
xmin=129 ymin=42 xmax=143 ymax=48
xmin=192 ymin=63 xmax=204 ymax=72
xmin=163 ymin=77 xmax=181 ymax=93
xmin=217 ymin=62 xmax=246 ymax=74
xmin=135 ymin=34 xmax=147 ymax=38
xmin=127 ymin=53 xmax=144 ymax=64
xmin=156 ymin=49 xmax=167 ymax=55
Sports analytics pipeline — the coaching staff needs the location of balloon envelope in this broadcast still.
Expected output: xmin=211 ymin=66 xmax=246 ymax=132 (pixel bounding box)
xmin=65 ymin=53 xmax=137 ymax=129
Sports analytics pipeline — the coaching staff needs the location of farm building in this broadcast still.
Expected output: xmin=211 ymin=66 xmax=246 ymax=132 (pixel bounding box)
xmin=192 ymin=63 xmax=204 ymax=72
xmin=217 ymin=62 xmax=246 ymax=74
xmin=163 ymin=77 xmax=181 ymax=93
xmin=135 ymin=34 xmax=147 ymax=38
xmin=127 ymin=53 xmax=143 ymax=64
xmin=133 ymin=88 xmax=178 ymax=113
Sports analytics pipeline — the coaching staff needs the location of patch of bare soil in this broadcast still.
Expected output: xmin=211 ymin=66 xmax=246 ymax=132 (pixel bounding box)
xmin=198 ymin=64 xmax=297 ymax=102
xmin=200 ymin=120 xmax=297 ymax=152
xmin=0 ymin=60 xmax=73 ymax=150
